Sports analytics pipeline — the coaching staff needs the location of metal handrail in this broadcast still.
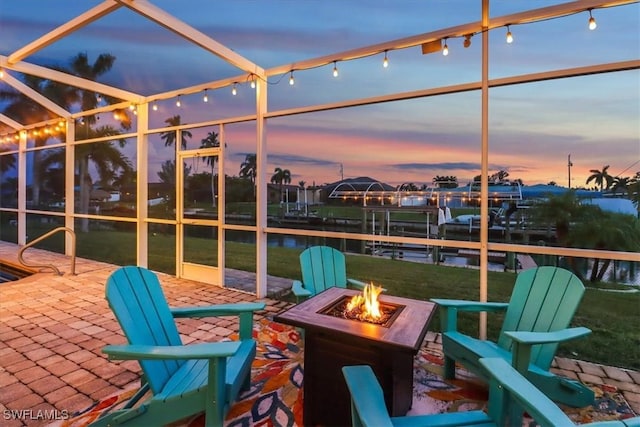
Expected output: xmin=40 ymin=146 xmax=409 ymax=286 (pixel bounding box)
xmin=18 ymin=227 xmax=76 ymax=276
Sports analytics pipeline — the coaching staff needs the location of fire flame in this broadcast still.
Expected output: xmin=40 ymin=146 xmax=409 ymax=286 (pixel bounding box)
xmin=346 ymin=282 xmax=383 ymax=320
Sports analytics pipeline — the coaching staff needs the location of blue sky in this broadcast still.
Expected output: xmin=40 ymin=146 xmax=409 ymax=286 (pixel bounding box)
xmin=1 ymin=1 xmax=638 ymax=187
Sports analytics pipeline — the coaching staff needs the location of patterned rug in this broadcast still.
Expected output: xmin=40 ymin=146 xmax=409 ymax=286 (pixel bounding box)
xmin=57 ymin=318 xmax=636 ymax=427
xmin=411 ymin=348 xmax=637 ymax=426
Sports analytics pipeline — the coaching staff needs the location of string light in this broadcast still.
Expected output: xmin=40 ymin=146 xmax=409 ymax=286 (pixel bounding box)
xmin=0 ymin=6 xmax=613 ymax=127
xmin=588 ymin=9 xmax=597 ymax=30
xmin=463 ymin=34 xmax=472 ymax=48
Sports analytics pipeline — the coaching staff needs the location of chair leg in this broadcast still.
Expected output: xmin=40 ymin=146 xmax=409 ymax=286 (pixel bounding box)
xmin=443 ymin=355 xmax=456 ymax=379
xmin=241 ymin=369 xmax=251 ymax=391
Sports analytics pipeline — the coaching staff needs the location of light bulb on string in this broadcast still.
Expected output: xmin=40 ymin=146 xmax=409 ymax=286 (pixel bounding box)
xmin=442 ymin=39 xmax=449 ymax=56
xmin=506 ymin=25 xmax=513 ymax=43
xmin=203 ymin=89 xmax=209 ymax=103
xmin=152 ymin=102 xmax=158 ymax=111
xmin=588 ymin=9 xmax=597 ymax=30
xmin=333 ymin=61 xmax=339 ymax=77
xmin=463 ymin=34 xmax=472 ymax=48
xmin=232 ymin=83 xmax=238 ymax=95
xmin=382 ymin=51 xmax=389 ymax=68
xmin=0 ymin=68 xmax=4 ymax=79
xmin=289 ymin=71 xmax=295 ymax=85
xmin=250 ymin=75 xmax=256 ymax=89
xmin=176 ymin=96 xmax=181 ymax=107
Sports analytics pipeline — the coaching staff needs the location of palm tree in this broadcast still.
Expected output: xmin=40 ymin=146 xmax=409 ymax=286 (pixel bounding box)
xmin=489 ymin=170 xmax=510 ymax=184
xmin=160 ymin=115 xmax=192 ymax=149
xmin=398 ymin=182 xmax=418 ymax=191
xmin=78 ymin=127 xmax=132 ymax=231
xmin=586 ymin=165 xmax=613 ymax=191
xmin=571 ymin=211 xmax=640 ymax=282
xmin=157 ymin=160 xmax=192 ymax=207
xmin=199 ymin=131 xmax=220 ymax=207
xmin=270 ymin=167 xmax=291 ymax=203
xmin=629 ymin=172 xmax=640 ymax=209
xmin=239 ymin=154 xmax=257 ymax=196
xmin=433 ymin=176 xmax=458 ymax=189
xmin=527 ymin=190 xmax=612 ymax=279
xmin=1 ymin=52 xmax=130 ymax=214
xmin=0 ymin=149 xmax=16 ymax=175
xmin=611 ymin=176 xmax=631 ymax=196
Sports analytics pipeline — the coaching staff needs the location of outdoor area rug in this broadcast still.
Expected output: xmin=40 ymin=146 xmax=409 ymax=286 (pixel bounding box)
xmin=57 ymin=318 xmax=636 ymax=427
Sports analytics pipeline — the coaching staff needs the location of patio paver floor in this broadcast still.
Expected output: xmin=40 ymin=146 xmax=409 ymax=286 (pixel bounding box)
xmin=1 ymin=241 xmax=638 ymax=426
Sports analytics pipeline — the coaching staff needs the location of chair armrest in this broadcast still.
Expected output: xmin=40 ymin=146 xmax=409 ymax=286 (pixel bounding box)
xmin=479 ymin=357 xmax=573 ymax=426
xmin=170 ymin=302 xmax=266 ymax=318
xmin=103 ymin=341 xmax=241 ymax=360
xmin=431 ymin=298 xmax=508 ymax=333
xmin=171 ymin=302 xmax=265 ymax=341
xmin=292 ymin=280 xmax=312 ymax=297
xmin=431 ymin=298 xmax=509 ymax=312
xmin=347 ymin=278 xmax=387 ymax=293
xmin=504 ymin=327 xmax=591 ymax=345
xmin=346 ymin=278 xmax=367 ymax=289
xmin=622 ymin=417 xmax=640 ymax=427
xmin=342 ymin=366 xmax=394 ymax=427
xmin=505 ymin=327 xmax=591 ymax=374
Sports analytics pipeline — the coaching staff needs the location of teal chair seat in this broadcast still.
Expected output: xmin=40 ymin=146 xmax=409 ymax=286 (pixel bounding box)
xmin=90 ymin=266 xmax=265 ymax=427
xmin=432 ymin=266 xmax=594 ymax=408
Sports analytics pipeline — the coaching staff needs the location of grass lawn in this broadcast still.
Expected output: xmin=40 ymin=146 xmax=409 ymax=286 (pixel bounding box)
xmin=214 ymin=243 xmax=640 ymax=370
xmin=7 ymin=225 xmax=639 ymax=371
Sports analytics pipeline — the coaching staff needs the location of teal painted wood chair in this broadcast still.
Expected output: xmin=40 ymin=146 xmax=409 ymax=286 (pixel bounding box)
xmin=431 ymin=266 xmax=594 ymax=408
xmin=291 ymin=246 xmax=367 ymax=302
xmin=90 ymin=266 xmax=266 ymax=427
xmin=342 ymin=359 xmax=640 ymax=427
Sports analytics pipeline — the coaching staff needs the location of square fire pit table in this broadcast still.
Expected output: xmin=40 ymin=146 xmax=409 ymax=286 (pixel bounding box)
xmin=274 ymin=287 xmax=436 ymax=426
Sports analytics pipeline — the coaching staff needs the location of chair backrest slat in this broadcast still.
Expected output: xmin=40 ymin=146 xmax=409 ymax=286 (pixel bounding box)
xmin=300 ymin=246 xmax=347 ymax=295
xmin=106 ymin=266 xmax=183 ymax=393
xmin=498 ymin=266 xmax=585 ymax=370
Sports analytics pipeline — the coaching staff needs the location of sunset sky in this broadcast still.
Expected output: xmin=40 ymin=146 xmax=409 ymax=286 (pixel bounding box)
xmin=1 ymin=1 xmax=638 ymax=188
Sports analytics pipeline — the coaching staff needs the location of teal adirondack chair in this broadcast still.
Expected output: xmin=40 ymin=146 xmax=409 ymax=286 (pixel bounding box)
xmin=90 ymin=266 xmax=266 ymax=427
xmin=431 ymin=266 xmax=594 ymax=408
xmin=291 ymin=246 xmax=368 ymax=302
xmin=342 ymin=359 xmax=640 ymax=427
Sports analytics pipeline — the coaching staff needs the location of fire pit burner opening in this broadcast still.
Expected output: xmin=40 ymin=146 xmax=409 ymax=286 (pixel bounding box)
xmin=319 ymin=295 xmax=405 ymax=328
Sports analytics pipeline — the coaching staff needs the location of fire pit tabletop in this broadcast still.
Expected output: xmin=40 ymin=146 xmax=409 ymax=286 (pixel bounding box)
xmin=275 ymin=287 xmax=435 ymax=351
